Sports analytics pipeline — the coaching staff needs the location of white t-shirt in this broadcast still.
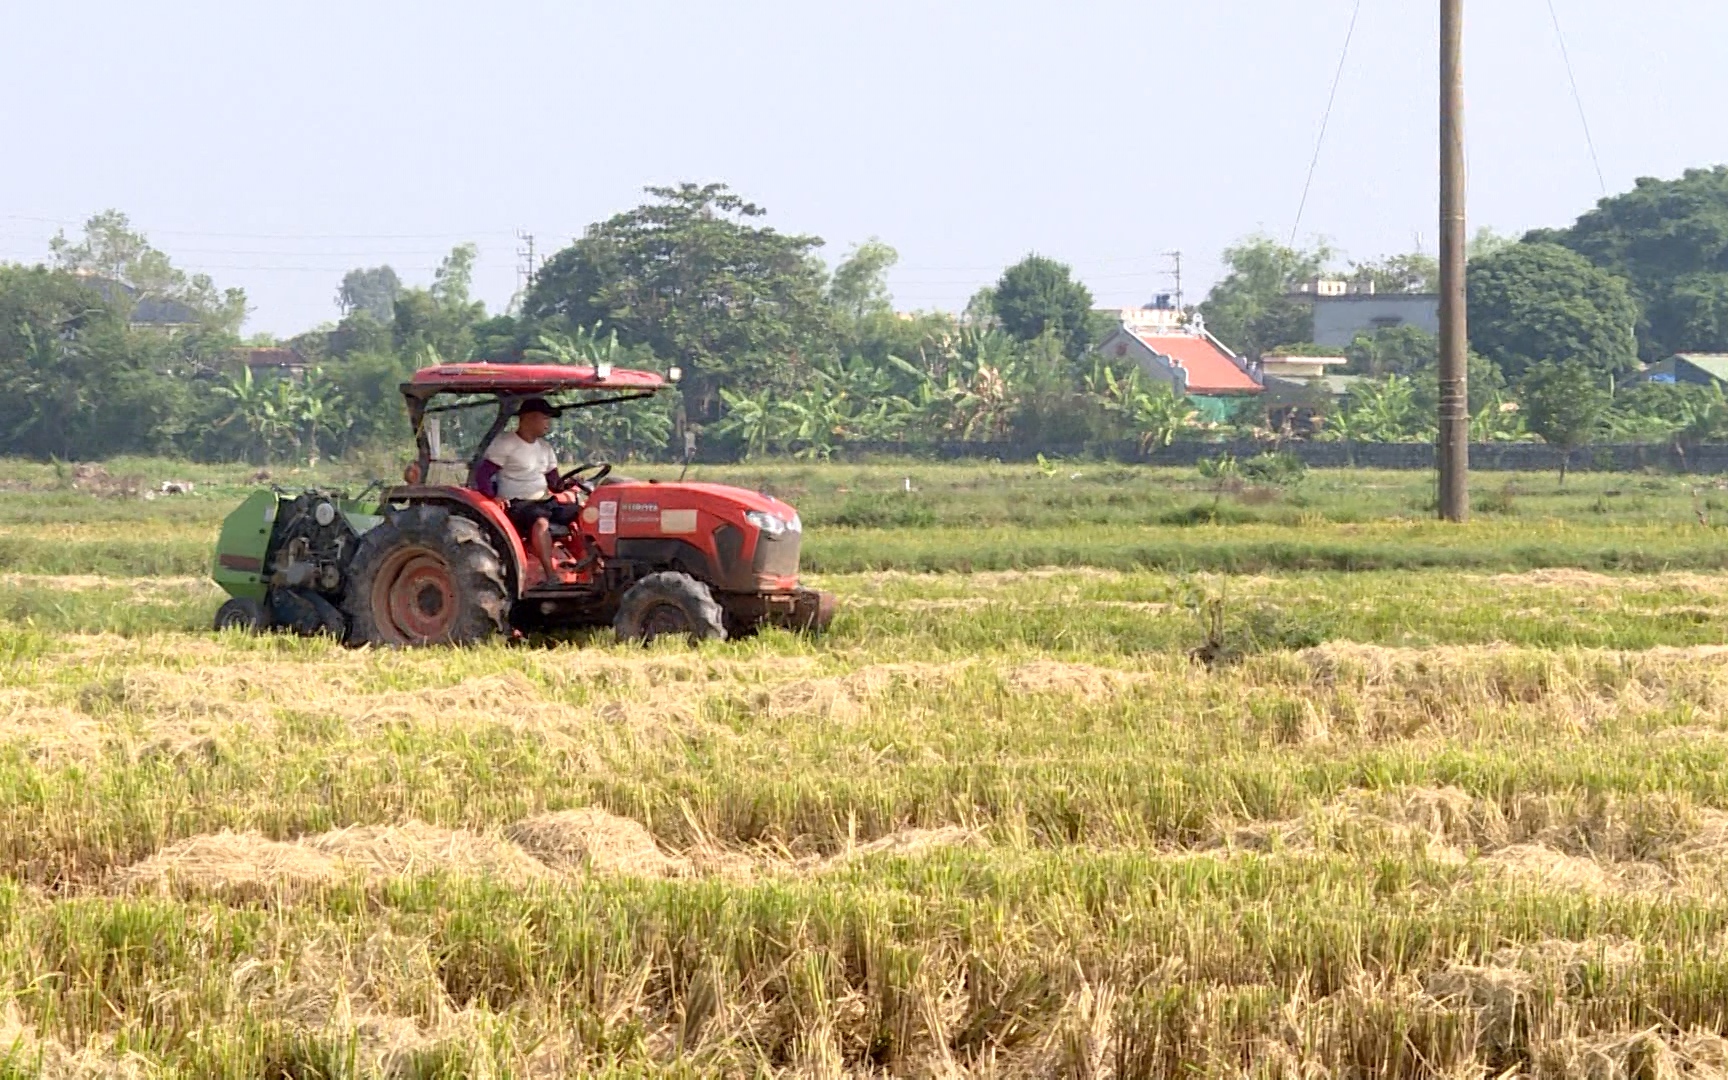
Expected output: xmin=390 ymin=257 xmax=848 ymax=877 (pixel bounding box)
xmin=483 ymin=432 xmax=559 ymax=501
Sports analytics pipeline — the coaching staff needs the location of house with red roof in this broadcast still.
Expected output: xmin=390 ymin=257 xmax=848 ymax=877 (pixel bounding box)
xmin=1095 ymin=315 xmax=1262 ymax=397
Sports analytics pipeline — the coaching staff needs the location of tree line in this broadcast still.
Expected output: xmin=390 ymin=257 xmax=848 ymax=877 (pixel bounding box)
xmin=7 ymin=169 xmax=1728 ymax=465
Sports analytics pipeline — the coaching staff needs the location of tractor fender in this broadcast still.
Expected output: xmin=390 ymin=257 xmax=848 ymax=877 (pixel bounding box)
xmin=380 ymin=486 xmax=532 ymax=596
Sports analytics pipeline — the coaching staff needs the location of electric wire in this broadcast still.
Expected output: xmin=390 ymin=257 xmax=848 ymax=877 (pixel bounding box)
xmin=1545 ymin=0 xmax=1607 ymax=196
xmin=1290 ymin=0 xmax=1364 ymax=247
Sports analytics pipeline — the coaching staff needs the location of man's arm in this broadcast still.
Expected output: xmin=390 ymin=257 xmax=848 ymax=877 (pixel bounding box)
xmin=474 ymin=459 xmax=503 ymax=497
xmin=542 ymin=444 xmax=562 ymax=494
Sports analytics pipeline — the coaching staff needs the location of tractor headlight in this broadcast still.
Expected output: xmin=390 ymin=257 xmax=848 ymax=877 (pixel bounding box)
xmin=745 ymin=510 xmax=789 ymax=537
xmin=314 ymin=501 xmax=336 ymax=527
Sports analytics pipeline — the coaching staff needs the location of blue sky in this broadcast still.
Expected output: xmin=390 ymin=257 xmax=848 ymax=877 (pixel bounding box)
xmin=2 ymin=0 xmax=1723 ymax=336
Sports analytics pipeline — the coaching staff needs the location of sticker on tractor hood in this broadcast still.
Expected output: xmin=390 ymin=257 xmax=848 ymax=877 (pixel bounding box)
xmin=660 ymin=509 xmax=698 ymax=534
xmin=597 ymin=500 xmax=617 ymax=535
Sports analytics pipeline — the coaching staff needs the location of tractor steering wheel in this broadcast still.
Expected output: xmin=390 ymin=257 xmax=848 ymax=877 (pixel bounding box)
xmin=559 ymin=461 xmax=612 ymax=494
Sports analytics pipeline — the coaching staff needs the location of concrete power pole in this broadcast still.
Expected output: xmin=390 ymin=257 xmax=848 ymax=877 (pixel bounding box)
xmin=1438 ymin=0 xmax=1470 ymax=521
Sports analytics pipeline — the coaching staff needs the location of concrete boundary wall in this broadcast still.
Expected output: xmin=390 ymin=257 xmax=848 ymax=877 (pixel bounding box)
xmin=812 ymin=441 xmax=1728 ymax=473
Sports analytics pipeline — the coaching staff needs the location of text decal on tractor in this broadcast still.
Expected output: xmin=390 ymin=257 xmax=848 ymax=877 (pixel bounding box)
xmin=209 ymin=362 xmax=836 ymax=645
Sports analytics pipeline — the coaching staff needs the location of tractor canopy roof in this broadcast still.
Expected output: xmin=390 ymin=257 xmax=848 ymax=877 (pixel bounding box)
xmin=403 ymin=363 xmax=669 ymax=401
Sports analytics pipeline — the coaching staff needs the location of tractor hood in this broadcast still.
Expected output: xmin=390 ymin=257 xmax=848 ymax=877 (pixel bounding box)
xmin=593 ymin=480 xmax=800 ymax=528
xmin=586 ymin=480 xmax=804 ymax=593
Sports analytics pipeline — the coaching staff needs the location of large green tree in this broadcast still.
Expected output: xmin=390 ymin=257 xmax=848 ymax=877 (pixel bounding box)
xmin=1539 ymin=167 xmax=1728 ymax=359
xmin=1348 ymin=253 xmax=1438 ymax=294
xmin=1465 ymin=242 xmax=1639 ymax=381
xmin=1198 ymin=236 xmax=1331 ymax=358
xmin=337 ymin=265 xmax=402 ymax=321
xmin=991 ymin=255 xmax=1094 ymax=358
xmin=0 ymin=265 xmax=200 ymax=459
xmin=828 ymin=239 xmax=898 ymax=325
xmin=523 ymin=183 xmax=831 ymax=421
xmin=49 ymin=210 xmax=247 ymax=333
xmin=393 ymin=244 xmax=486 ymax=363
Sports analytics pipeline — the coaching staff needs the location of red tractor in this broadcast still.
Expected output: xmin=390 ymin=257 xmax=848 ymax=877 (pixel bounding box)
xmin=213 ymin=362 xmax=835 ymax=646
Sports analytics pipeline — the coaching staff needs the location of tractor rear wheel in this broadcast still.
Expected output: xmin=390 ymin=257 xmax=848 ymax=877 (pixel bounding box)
xmin=345 ymin=505 xmax=510 ymax=647
xmin=613 ymin=572 xmax=726 ymax=644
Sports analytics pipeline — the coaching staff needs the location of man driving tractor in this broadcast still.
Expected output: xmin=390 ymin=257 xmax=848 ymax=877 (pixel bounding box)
xmin=473 ymin=397 xmax=579 ymax=579
xmin=211 ymin=361 xmax=835 ymax=646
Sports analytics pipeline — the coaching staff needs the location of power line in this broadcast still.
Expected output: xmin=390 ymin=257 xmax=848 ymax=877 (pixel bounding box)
xmin=1290 ymin=0 xmax=1365 ymax=246
xmin=1545 ymin=0 xmax=1607 ymax=196
xmin=0 ymin=212 xmax=517 ymax=241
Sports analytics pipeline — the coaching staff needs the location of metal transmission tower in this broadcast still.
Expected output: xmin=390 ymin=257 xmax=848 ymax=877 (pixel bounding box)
xmin=1438 ymin=0 xmax=1470 ymax=522
xmin=1164 ymin=251 xmax=1184 ymax=312
xmin=514 ymin=229 xmax=538 ymax=296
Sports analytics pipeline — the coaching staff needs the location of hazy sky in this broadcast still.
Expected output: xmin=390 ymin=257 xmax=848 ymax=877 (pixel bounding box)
xmin=3 ymin=1 xmax=1724 ymax=337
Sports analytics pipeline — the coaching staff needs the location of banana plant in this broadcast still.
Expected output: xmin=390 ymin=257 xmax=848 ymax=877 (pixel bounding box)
xmin=525 ymin=326 xmax=624 ymax=368
xmin=1083 ymin=359 xmax=1197 ymax=450
xmin=295 ymin=367 xmax=345 ymax=465
xmin=1322 ymin=375 xmax=1433 ymax=443
xmin=213 ymin=368 xmax=290 ymax=464
xmin=713 ymin=388 xmax=788 ymax=459
xmin=1469 ymin=392 xmax=1527 ymax=443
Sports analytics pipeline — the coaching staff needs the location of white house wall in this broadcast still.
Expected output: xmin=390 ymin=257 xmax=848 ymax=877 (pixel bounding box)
xmin=1099 ymin=329 xmax=1186 ymax=394
xmin=1309 ymin=296 xmax=1441 ymax=347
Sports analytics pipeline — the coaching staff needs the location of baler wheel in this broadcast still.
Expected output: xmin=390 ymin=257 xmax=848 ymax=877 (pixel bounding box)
xmin=214 ymin=597 xmax=269 ymax=633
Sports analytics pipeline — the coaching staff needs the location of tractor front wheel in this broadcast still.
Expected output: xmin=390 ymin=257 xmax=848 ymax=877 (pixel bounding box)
xmin=345 ymin=506 xmax=510 ymax=647
xmin=613 ymin=572 xmax=726 ymax=645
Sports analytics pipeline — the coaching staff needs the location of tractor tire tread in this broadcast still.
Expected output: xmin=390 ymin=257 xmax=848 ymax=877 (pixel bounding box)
xmin=344 ymin=505 xmax=511 ymax=647
xmin=614 ymin=571 xmax=727 ymax=644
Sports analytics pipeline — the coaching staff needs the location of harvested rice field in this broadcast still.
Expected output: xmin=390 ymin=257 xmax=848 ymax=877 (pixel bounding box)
xmin=6 ymin=460 xmax=1728 ymax=1077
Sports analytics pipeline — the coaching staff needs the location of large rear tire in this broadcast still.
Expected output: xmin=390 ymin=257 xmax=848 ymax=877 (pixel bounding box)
xmin=613 ymin=572 xmax=726 ymax=645
xmin=345 ymin=505 xmax=510 ymax=647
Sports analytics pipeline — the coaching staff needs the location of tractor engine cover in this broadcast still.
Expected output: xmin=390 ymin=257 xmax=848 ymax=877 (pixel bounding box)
xmin=584 ymin=481 xmax=804 ymax=595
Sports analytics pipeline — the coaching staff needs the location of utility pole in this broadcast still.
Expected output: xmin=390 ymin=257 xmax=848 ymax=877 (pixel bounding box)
xmin=1438 ymin=0 xmax=1470 ymax=522
xmin=514 ymin=229 xmax=538 ymax=295
xmin=1164 ymin=250 xmax=1184 ymax=312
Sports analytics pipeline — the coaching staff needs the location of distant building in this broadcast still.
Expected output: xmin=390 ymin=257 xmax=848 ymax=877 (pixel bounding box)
xmin=1640 ymin=354 xmax=1728 ymax=387
xmin=1290 ymin=279 xmax=1440 ymax=347
xmin=74 ymin=273 xmax=202 ymax=330
xmin=1093 ymin=295 xmax=1186 ymax=335
xmin=1252 ymin=354 xmax=1362 ymax=434
xmin=1258 ymin=353 xmax=1350 ymax=381
xmin=234 ymin=347 xmax=310 ymax=380
xmin=1095 ymin=315 xmax=1261 ymax=397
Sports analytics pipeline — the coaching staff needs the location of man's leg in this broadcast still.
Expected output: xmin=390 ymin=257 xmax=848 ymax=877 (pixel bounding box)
xmin=547 ymin=502 xmax=592 ymax=569
xmin=507 ymin=502 xmax=560 ymax=580
xmin=530 ymin=517 xmax=556 ymax=578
